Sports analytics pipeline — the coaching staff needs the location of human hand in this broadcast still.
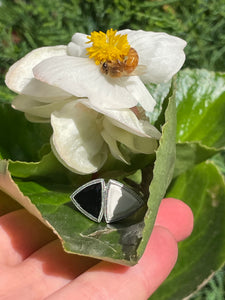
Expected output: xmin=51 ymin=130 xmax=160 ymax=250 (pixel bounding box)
xmin=0 ymin=198 xmax=193 ymax=300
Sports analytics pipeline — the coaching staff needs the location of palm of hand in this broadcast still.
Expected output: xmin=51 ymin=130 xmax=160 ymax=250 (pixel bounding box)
xmin=0 ymin=198 xmax=193 ymax=300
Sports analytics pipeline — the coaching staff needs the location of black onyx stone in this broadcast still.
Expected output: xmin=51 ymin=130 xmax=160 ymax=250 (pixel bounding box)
xmin=72 ymin=182 xmax=102 ymax=219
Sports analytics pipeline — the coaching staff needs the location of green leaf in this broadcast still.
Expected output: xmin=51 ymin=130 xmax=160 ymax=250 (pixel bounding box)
xmin=137 ymin=81 xmax=177 ymax=257
xmin=0 ymin=89 xmax=177 ymax=265
xmin=173 ymin=69 xmax=225 ymax=177
xmin=8 ymin=152 xmax=85 ymax=185
xmin=98 ymin=152 xmax=156 ymax=180
xmin=175 ymin=69 xmax=225 ymax=148
xmin=147 ymin=70 xmax=225 ymax=178
xmin=151 ymin=161 xmax=225 ymax=300
xmin=146 ymin=81 xmax=171 ymax=124
xmin=174 ymin=141 xmax=220 ymax=177
xmin=147 ymin=69 xmax=225 ymax=151
xmin=0 ymin=101 xmax=52 ymax=162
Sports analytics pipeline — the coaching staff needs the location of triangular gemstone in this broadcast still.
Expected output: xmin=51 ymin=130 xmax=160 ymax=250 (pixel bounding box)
xmin=104 ymin=180 xmax=144 ymax=223
xmin=70 ymin=179 xmax=104 ymax=222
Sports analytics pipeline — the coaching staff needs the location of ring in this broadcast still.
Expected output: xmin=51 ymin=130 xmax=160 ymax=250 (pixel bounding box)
xmin=70 ymin=179 xmax=144 ymax=223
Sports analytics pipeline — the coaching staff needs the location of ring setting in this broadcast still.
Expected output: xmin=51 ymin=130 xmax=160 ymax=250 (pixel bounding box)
xmin=70 ymin=179 xmax=144 ymax=223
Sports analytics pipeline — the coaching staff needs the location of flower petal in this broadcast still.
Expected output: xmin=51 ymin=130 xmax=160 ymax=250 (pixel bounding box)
xmin=25 ymin=113 xmax=49 ymax=123
xmin=67 ymin=42 xmax=87 ymax=58
xmin=125 ymin=76 xmax=156 ymax=112
xmin=51 ymin=100 xmax=108 ymax=174
xmin=19 ymin=79 xmax=71 ymax=100
xmin=119 ymin=29 xmax=186 ymax=84
xmin=12 ymin=95 xmax=73 ymax=119
xmin=67 ymin=32 xmax=89 ymax=57
xmin=103 ymin=118 xmax=158 ymax=154
xmin=79 ymin=99 xmax=161 ymax=139
xmin=71 ymin=32 xmax=88 ymax=48
xmin=5 ymin=46 xmax=71 ymax=98
xmin=33 ymin=56 xmax=141 ymax=109
xmin=101 ymin=129 xmax=129 ymax=164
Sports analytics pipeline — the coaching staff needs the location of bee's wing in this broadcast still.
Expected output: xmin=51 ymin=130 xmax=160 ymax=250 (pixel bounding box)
xmin=124 ymin=65 xmax=147 ymax=76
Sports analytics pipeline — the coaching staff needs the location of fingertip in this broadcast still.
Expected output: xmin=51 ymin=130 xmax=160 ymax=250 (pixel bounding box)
xmin=155 ymin=198 xmax=194 ymax=242
xmin=138 ymin=226 xmax=178 ymax=270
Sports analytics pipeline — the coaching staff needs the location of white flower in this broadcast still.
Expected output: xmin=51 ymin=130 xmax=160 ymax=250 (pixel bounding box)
xmin=5 ymin=29 xmax=186 ymax=113
xmin=4 ymin=28 xmax=183 ymax=174
xmin=49 ymin=99 xmax=161 ymax=174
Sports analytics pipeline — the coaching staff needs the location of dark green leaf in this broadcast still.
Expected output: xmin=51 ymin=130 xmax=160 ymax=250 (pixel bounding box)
xmin=0 ymin=101 xmax=52 ymax=161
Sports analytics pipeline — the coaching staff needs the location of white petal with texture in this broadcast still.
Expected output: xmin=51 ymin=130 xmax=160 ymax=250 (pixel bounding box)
xmin=101 ymin=129 xmax=128 ymax=163
xmin=5 ymin=46 xmax=70 ymax=98
xmin=103 ymin=118 xmax=158 ymax=154
xmin=71 ymin=32 xmax=88 ymax=47
xmin=119 ymin=29 xmax=186 ymax=84
xmin=67 ymin=42 xmax=87 ymax=57
xmin=125 ymin=76 xmax=156 ymax=112
xmin=80 ymin=99 xmax=161 ymax=138
xmin=67 ymin=32 xmax=89 ymax=57
xmin=12 ymin=95 xmax=73 ymax=118
xmin=33 ymin=56 xmax=139 ymax=109
xmin=51 ymin=101 xmax=108 ymax=174
xmin=20 ymin=79 xmax=71 ymax=99
xmin=25 ymin=113 xmax=49 ymax=123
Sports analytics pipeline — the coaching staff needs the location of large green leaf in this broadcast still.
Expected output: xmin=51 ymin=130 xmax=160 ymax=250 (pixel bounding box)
xmin=0 ymin=86 xmax=176 ymax=265
xmin=175 ymin=69 xmax=225 ymax=148
xmin=151 ymin=161 xmax=225 ymax=300
xmin=148 ymin=69 xmax=225 ymax=178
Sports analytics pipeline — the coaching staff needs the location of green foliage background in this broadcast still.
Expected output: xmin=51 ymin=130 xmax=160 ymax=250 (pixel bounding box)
xmin=0 ymin=0 xmax=225 ymax=298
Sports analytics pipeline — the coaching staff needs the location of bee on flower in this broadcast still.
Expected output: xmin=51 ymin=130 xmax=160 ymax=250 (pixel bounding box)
xmin=86 ymin=29 xmax=140 ymax=77
xmin=5 ymin=28 xmax=186 ymax=174
xmin=6 ymin=28 xmax=186 ymax=113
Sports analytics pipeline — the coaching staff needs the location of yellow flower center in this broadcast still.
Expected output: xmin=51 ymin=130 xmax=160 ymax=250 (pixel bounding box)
xmin=86 ymin=29 xmax=131 ymax=65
